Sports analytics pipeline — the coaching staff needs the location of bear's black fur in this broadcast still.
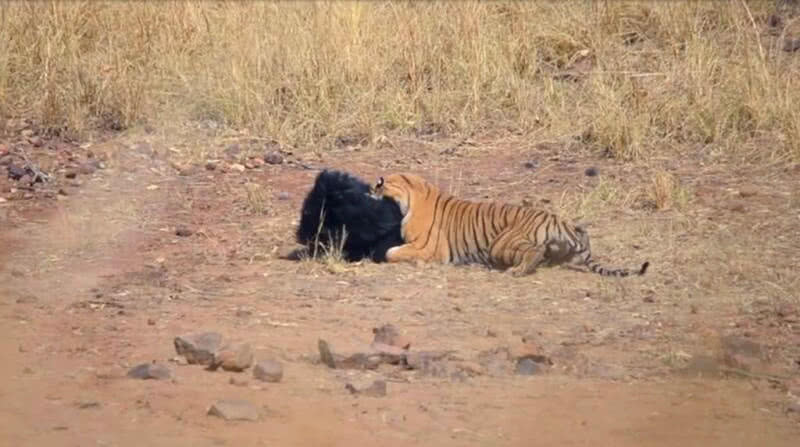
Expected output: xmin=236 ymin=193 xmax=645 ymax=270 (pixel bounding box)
xmin=293 ymin=169 xmax=404 ymax=262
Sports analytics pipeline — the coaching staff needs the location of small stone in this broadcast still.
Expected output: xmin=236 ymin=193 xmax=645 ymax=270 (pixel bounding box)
xmin=511 ymin=339 xmax=550 ymax=365
xmin=244 ymin=161 xmax=256 ymax=169
xmin=7 ymin=164 xmax=26 ymax=180
xmin=205 ymin=162 xmax=217 ymax=172
xmin=372 ymin=323 xmax=411 ymax=349
xmin=584 ymin=167 xmax=599 ymax=177
xmin=75 ymin=399 xmax=101 ymax=409
xmin=515 ymin=358 xmax=542 ymax=375
xmin=29 ymin=136 xmax=43 ymax=147
xmin=250 ymin=158 xmax=265 ymax=168
xmin=0 ymin=155 xmax=12 ymax=166
xmin=784 ymin=38 xmax=800 ymax=53
xmin=174 ymin=332 xmax=223 ymax=365
xmin=318 ymin=339 xmax=336 ymax=369
xmin=147 ymin=318 xmax=156 ymax=326
xmin=175 ymin=226 xmax=193 ymax=237
xmin=57 ymin=188 xmax=68 ymax=196
xmin=738 ymin=186 xmax=758 ymax=198
xmin=21 ymin=129 xmax=34 ymax=138
xmin=127 ymin=363 xmax=172 ymax=380
xmin=234 ymin=309 xmax=252 ymax=318
xmin=345 ymin=380 xmax=387 ymax=397
xmin=15 ymin=294 xmax=38 ymax=304
xmin=211 ymin=343 xmax=254 ymax=372
xmin=786 ymin=402 xmax=800 ymax=414
xmin=207 ymin=399 xmax=259 ymax=421
xmin=230 ymin=163 xmax=246 ymax=173
xmin=523 ymin=161 xmax=538 ymax=170
xmin=78 ymin=163 xmax=96 ymax=175
xmin=253 ymin=359 xmax=283 ymax=382
xmin=229 ymin=377 xmax=249 ymax=387
xmin=277 ymin=191 xmax=290 ymax=201
xmin=727 ymin=201 xmax=746 ymax=213
xmin=263 ymin=151 xmax=283 ymax=165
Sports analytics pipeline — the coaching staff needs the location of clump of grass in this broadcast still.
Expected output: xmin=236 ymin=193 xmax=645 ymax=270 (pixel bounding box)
xmin=1 ymin=1 xmax=798 ymax=161
xmin=648 ymin=169 xmax=691 ymax=211
xmin=243 ymin=182 xmax=269 ymax=215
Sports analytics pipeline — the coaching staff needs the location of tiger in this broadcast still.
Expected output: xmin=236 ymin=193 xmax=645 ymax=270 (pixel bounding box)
xmin=368 ymin=173 xmax=649 ymax=278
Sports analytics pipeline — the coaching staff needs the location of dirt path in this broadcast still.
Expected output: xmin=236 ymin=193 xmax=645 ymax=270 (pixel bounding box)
xmin=1 ymin=133 xmax=798 ymax=446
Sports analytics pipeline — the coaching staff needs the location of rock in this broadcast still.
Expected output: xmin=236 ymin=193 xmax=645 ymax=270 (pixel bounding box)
xmin=510 ymin=339 xmax=550 ymax=364
xmin=21 ymin=129 xmax=34 ymax=138
xmin=787 ymin=402 xmax=800 ymax=414
xmin=174 ymin=332 xmax=223 ymax=365
xmin=127 ymin=363 xmax=172 ymax=380
xmin=515 ymin=358 xmax=542 ymax=375
xmin=75 ymin=399 xmax=101 ymax=409
xmin=175 ymin=226 xmax=193 ymax=237
xmin=345 ymin=380 xmax=387 ymax=397
xmin=0 ymin=155 xmax=12 ymax=166
xmin=585 ymin=167 xmax=599 ymax=177
xmin=147 ymin=318 xmax=156 ymax=326
xmin=15 ymin=294 xmax=38 ymax=304
xmin=523 ymin=161 xmax=538 ymax=170
xmin=738 ymin=186 xmax=758 ymax=198
xmin=372 ymin=323 xmax=411 ymax=349
xmin=207 ymin=399 xmax=259 ymax=421
xmin=78 ymin=163 xmax=97 ymax=175
xmin=368 ymin=342 xmax=407 ymax=362
xmin=229 ymin=377 xmax=249 ymax=387
xmin=784 ymin=38 xmax=800 ymax=53
xmin=230 ymin=163 xmax=246 ymax=173
xmin=318 ymin=339 xmax=337 ymax=368
xmin=263 ymin=151 xmax=283 ymax=165
xmin=477 ymin=347 xmax=513 ymax=376
xmin=277 ymin=191 xmax=290 ymax=201
xmin=253 ymin=359 xmax=283 ymax=382
xmin=7 ymin=164 xmax=26 ymax=180
xmin=205 ymin=161 xmax=217 ymax=171
xmin=405 ymin=351 xmax=453 ymax=377
xmin=455 ymin=361 xmax=487 ymax=377
xmin=211 ymin=343 xmax=254 ymax=372
xmin=29 ymin=136 xmax=43 ymax=147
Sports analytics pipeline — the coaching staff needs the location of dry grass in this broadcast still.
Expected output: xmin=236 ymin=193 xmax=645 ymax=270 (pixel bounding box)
xmin=1 ymin=1 xmax=799 ymax=161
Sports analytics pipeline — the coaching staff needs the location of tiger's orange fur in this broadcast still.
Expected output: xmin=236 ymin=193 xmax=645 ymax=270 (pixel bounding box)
xmin=369 ymin=173 xmax=649 ymax=278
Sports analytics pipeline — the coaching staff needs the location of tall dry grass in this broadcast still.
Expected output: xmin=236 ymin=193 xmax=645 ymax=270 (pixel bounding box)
xmin=0 ymin=1 xmax=798 ymax=160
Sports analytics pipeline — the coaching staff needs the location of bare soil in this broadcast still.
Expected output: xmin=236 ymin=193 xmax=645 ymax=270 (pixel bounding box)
xmin=1 ymin=126 xmax=799 ymax=446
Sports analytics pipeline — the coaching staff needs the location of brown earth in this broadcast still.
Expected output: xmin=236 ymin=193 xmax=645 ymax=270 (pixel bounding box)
xmin=1 ymin=126 xmax=799 ymax=446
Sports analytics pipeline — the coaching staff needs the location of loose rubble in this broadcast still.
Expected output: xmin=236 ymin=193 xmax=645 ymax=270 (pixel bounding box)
xmin=174 ymin=332 xmax=223 ymax=365
xmin=127 ymin=363 xmax=172 ymax=380
xmin=207 ymin=400 xmax=260 ymax=422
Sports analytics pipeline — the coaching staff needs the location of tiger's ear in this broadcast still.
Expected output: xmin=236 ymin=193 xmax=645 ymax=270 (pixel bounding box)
xmin=376 ymin=177 xmax=384 ymax=188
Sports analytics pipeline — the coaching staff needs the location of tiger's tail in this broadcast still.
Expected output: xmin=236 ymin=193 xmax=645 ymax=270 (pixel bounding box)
xmin=584 ymin=256 xmax=649 ymax=278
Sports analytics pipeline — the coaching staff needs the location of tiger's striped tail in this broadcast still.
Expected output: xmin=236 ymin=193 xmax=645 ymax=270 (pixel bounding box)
xmin=584 ymin=257 xmax=649 ymax=278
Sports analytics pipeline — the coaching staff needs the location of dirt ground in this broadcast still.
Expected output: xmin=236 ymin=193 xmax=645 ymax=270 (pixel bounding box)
xmin=1 ymin=124 xmax=799 ymax=447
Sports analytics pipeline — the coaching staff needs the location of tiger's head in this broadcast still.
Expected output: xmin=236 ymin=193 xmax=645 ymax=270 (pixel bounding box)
xmin=369 ymin=173 xmax=430 ymax=216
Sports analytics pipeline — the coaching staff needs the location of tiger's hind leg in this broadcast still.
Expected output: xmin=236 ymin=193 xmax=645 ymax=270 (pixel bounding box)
xmin=489 ymin=230 xmax=546 ymax=277
xmin=507 ymin=245 xmax=546 ymax=277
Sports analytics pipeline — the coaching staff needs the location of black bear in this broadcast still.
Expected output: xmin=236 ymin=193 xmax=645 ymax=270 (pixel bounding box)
xmin=293 ymin=169 xmax=404 ymax=262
